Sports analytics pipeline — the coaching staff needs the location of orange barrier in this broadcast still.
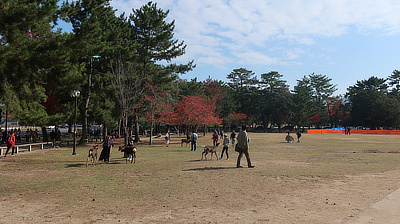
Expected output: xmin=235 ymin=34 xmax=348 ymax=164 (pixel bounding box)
xmin=307 ymin=129 xmax=400 ymax=135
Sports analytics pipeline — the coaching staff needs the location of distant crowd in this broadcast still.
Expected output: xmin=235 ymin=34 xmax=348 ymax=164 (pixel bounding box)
xmin=0 ymin=128 xmax=40 ymax=145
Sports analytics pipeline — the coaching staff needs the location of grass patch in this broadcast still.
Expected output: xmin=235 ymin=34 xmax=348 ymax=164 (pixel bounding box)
xmin=1 ymin=132 xmax=400 ymax=222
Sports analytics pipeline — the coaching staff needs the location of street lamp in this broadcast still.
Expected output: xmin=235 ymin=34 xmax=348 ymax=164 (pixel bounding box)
xmin=72 ymin=90 xmax=80 ymax=155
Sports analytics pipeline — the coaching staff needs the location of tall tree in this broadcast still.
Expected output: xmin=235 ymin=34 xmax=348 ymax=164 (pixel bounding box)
xmin=292 ymin=73 xmax=337 ymax=128
xmin=61 ymin=0 xmax=117 ymax=143
xmin=290 ymin=78 xmax=314 ymax=128
xmin=388 ymin=70 xmax=400 ymax=100
xmin=143 ymin=83 xmax=170 ymax=145
xmin=0 ymin=0 xmax=79 ymax=137
xmin=127 ymin=1 xmax=194 ymax=142
xmin=226 ymin=68 xmax=257 ymax=115
xmin=258 ymin=71 xmax=291 ymax=131
xmin=347 ymin=76 xmax=389 ymax=129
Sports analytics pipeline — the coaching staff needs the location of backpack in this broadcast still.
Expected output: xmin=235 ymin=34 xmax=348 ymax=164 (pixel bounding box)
xmin=214 ymin=133 xmax=219 ymax=140
xmin=103 ymin=139 xmax=110 ymax=148
xmin=7 ymin=136 xmax=13 ymax=145
xmin=191 ymin=133 xmax=198 ymax=141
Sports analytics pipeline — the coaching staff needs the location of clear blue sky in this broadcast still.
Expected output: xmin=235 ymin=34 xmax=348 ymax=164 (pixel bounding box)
xmin=63 ymin=0 xmax=400 ymax=95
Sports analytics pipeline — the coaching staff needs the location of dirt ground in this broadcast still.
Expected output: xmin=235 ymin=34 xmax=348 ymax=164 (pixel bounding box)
xmin=1 ymin=133 xmax=400 ymax=224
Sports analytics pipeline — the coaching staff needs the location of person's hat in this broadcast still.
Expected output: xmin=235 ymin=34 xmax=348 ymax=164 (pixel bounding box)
xmin=224 ymin=134 xmax=227 ymax=137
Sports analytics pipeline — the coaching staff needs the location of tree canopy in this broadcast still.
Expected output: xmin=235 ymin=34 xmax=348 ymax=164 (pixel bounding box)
xmin=2 ymin=0 xmax=400 ymax=139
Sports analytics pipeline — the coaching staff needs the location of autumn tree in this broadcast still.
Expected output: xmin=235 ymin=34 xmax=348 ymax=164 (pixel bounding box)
xmin=143 ymin=83 xmax=171 ymax=145
xmin=224 ymin=112 xmax=247 ymax=130
xmin=325 ymin=98 xmax=349 ymax=127
xmin=167 ymin=95 xmax=222 ymax=131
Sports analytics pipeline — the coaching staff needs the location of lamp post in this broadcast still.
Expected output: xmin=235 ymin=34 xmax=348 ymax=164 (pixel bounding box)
xmin=72 ymin=90 xmax=80 ymax=155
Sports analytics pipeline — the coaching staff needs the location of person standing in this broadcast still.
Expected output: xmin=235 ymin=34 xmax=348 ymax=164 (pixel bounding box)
xmin=220 ymin=134 xmax=230 ymax=160
xmin=236 ymin=124 xmax=254 ymax=168
xmin=212 ymin=130 xmax=219 ymax=146
xmin=165 ymin=130 xmax=170 ymax=147
xmin=296 ymin=130 xmax=302 ymax=143
xmin=99 ymin=135 xmax=114 ymax=163
xmin=5 ymin=132 xmax=16 ymax=157
xmin=190 ymin=131 xmax=198 ymax=151
xmin=230 ymin=130 xmax=236 ymax=147
xmin=50 ymin=129 xmax=56 ymax=146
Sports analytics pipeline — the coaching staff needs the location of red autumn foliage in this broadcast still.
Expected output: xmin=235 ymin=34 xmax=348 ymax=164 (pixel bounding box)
xmin=224 ymin=112 xmax=247 ymax=126
xmin=167 ymin=95 xmax=222 ymax=126
xmin=310 ymin=113 xmax=321 ymax=125
xmin=203 ymin=76 xmax=224 ymax=104
xmin=326 ymin=99 xmax=349 ymax=124
xmin=41 ymin=87 xmax=63 ymax=115
xmin=143 ymin=83 xmax=172 ymax=125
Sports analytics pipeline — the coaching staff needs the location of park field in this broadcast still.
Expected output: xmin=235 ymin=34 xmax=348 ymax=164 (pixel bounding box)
xmin=1 ymin=132 xmax=400 ymax=223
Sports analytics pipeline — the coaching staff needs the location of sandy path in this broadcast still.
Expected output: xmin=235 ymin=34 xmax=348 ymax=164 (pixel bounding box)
xmin=346 ymin=186 xmax=400 ymax=224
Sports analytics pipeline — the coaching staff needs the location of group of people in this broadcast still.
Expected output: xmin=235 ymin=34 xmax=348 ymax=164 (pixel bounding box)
xmin=186 ymin=125 xmax=254 ymax=168
xmin=344 ymin=127 xmax=351 ymax=135
xmin=2 ymin=129 xmax=41 ymax=157
xmin=1 ymin=128 xmax=39 ymax=145
xmin=49 ymin=129 xmax=62 ymax=145
xmin=286 ymin=130 xmax=302 ymax=143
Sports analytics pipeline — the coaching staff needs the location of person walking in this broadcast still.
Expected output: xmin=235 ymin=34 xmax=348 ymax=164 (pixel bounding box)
xmin=230 ymin=130 xmax=236 ymax=148
xmin=236 ymin=124 xmax=254 ymax=168
xmin=220 ymin=134 xmax=230 ymax=160
xmin=212 ymin=130 xmax=219 ymax=146
xmin=190 ymin=131 xmax=198 ymax=151
xmin=5 ymin=132 xmax=16 ymax=157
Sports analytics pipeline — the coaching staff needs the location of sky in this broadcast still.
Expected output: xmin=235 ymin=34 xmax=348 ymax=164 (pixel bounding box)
xmin=97 ymin=0 xmax=400 ymax=94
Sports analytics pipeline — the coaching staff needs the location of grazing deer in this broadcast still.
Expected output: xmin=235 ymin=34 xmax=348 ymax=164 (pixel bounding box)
xmin=181 ymin=139 xmax=191 ymax=147
xmin=118 ymin=146 xmax=137 ymax=164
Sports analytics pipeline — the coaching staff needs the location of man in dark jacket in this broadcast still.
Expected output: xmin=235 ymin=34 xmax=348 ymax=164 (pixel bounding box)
xmin=236 ymin=124 xmax=255 ymax=168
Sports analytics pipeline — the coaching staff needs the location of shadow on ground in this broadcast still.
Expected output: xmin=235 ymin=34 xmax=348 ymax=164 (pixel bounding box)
xmin=182 ymin=166 xmax=237 ymax=171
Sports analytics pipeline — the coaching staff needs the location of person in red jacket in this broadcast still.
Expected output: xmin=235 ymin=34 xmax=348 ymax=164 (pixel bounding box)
xmin=5 ymin=132 xmax=16 ymax=157
xmin=212 ymin=130 xmax=219 ymax=146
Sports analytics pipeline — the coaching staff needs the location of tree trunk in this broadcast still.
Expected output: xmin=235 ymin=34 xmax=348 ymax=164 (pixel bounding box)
xmin=103 ymin=126 xmax=107 ymax=141
xmin=149 ymin=123 xmax=153 ymax=145
xmin=79 ymin=58 xmax=92 ymax=145
xmin=122 ymin=112 xmax=129 ymax=146
xmin=134 ymin=114 xmax=140 ymax=142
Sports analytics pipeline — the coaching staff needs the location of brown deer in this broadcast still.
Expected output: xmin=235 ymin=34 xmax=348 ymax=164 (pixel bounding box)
xmin=201 ymin=143 xmax=220 ymax=161
xmin=86 ymin=145 xmax=98 ymax=167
